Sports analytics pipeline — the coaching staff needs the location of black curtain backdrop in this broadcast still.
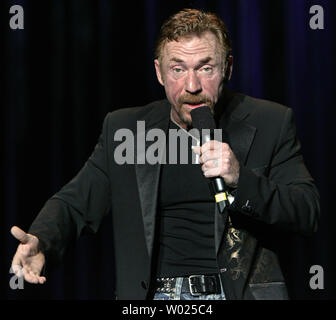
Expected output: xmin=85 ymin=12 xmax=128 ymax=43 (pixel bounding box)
xmin=1 ymin=0 xmax=335 ymax=300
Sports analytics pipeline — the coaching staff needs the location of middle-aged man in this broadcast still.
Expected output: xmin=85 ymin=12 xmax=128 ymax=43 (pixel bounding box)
xmin=11 ymin=9 xmax=320 ymax=300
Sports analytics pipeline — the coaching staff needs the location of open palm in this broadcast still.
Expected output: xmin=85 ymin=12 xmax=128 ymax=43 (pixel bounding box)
xmin=11 ymin=226 xmax=46 ymax=284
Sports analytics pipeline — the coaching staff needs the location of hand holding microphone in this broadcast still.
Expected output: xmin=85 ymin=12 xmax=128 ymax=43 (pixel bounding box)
xmin=190 ymin=106 xmax=240 ymax=212
xmin=194 ymin=140 xmax=240 ymax=188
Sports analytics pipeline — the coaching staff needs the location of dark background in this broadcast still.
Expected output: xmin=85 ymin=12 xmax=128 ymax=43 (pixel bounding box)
xmin=1 ymin=0 xmax=335 ymax=299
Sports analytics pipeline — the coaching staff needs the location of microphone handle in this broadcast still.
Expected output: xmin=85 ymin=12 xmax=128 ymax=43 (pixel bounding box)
xmin=202 ymin=133 xmax=230 ymax=213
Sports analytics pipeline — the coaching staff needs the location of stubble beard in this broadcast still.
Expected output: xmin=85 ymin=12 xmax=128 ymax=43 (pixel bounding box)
xmin=175 ymin=93 xmax=215 ymax=128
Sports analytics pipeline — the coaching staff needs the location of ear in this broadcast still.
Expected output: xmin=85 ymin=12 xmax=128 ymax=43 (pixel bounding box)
xmin=154 ymin=59 xmax=164 ymax=86
xmin=226 ymin=55 xmax=233 ymax=81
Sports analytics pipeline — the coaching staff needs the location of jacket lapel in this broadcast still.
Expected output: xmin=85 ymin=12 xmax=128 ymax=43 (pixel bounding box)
xmin=134 ymin=102 xmax=170 ymax=258
xmin=215 ymin=94 xmax=257 ymax=255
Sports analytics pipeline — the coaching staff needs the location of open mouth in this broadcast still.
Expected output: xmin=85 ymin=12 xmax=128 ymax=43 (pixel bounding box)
xmin=183 ymin=103 xmax=206 ymax=109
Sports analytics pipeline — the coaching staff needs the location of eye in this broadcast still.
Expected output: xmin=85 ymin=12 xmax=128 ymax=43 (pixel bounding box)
xmin=201 ymin=66 xmax=213 ymax=73
xmin=173 ymin=67 xmax=184 ymax=73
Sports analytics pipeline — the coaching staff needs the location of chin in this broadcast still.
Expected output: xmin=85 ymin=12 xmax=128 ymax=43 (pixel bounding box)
xmin=179 ymin=110 xmax=192 ymax=127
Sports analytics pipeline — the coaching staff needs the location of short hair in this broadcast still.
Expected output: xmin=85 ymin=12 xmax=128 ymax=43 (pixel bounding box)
xmin=155 ymin=8 xmax=232 ymax=62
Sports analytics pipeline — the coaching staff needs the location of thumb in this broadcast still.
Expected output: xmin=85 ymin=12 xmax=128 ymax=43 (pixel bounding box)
xmin=192 ymin=145 xmax=201 ymax=155
xmin=11 ymin=226 xmax=30 ymax=244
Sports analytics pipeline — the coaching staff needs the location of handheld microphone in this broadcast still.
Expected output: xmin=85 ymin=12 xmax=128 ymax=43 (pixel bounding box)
xmin=190 ymin=106 xmax=230 ymax=213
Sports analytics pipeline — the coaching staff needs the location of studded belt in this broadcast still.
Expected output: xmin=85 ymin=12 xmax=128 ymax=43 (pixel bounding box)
xmin=155 ymin=274 xmax=222 ymax=296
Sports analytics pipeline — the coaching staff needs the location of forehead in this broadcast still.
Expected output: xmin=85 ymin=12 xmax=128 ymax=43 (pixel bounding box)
xmin=161 ymin=32 xmax=222 ymax=63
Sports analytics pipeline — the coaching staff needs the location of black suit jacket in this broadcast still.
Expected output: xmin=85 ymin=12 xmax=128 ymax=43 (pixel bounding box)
xmin=29 ymin=91 xmax=320 ymax=299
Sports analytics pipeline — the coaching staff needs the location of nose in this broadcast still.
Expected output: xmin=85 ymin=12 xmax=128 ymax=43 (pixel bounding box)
xmin=184 ymin=70 xmax=202 ymax=94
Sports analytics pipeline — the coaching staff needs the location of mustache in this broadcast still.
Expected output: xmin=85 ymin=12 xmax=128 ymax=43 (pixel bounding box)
xmin=177 ymin=94 xmax=213 ymax=107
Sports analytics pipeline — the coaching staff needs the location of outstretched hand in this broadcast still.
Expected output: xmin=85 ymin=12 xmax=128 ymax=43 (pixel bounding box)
xmin=11 ymin=226 xmax=46 ymax=284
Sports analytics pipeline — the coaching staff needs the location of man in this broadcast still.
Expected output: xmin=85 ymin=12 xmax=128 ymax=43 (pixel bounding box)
xmin=10 ymin=9 xmax=320 ymax=300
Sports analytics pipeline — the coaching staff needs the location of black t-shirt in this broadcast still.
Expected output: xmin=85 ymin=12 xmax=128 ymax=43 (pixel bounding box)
xmin=155 ymin=121 xmax=219 ymax=277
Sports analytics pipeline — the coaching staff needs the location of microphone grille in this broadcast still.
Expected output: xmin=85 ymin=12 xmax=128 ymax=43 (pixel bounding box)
xmin=190 ymin=106 xmax=216 ymax=130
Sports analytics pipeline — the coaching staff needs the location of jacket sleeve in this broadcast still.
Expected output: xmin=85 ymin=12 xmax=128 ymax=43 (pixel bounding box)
xmin=28 ymin=113 xmax=112 ymax=265
xmin=230 ymin=108 xmax=320 ymax=236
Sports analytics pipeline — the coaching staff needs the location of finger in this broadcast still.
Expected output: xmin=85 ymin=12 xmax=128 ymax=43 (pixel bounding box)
xmin=203 ymin=167 xmax=222 ymax=178
xmin=202 ymin=159 xmax=219 ymax=169
xmin=11 ymin=226 xmax=30 ymax=244
xmin=24 ymin=270 xmax=39 ymax=284
xmin=24 ymin=269 xmax=46 ymax=284
xmin=22 ymin=260 xmax=44 ymax=278
xmin=11 ymin=264 xmax=24 ymax=279
xmin=11 ymin=251 xmax=22 ymax=270
xmin=11 ymin=264 xmax=24 ymax=277
xmin=199 ymin=149 xmax=222 ymax=164
xmin=22 ymin=267 xmax=37 ymax=283
xmin=200 ymin=141 xmax=216 ymax=153
xmin=38 ymin=276 xmax=47 ymax=284
xmin=192 ymin=146 xmax=201 ymax=155
xmin=208 ymin=159 xmax=219 ymax=169
xmin=201 ymin=141 xmax=230 ymax=154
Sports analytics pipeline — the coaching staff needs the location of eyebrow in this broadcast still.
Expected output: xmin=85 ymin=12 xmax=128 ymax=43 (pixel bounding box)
xmin=199 ymin=56 xmax=213 ymax=64
xmin=169 ymin=56 xmax=214 ymax=65
xmin=169 ymin=56 xmax=215 ymax=70
xmin=170 ymin=57 xmax=184 ymax=63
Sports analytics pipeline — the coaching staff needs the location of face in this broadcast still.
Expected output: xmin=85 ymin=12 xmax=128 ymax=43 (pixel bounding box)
xmin=154 ymin=32 xmax=231 ymax=129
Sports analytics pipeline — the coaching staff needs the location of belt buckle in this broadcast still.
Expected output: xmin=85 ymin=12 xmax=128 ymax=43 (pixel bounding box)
xmin=188 ymin=275 xmax=203 ymax=296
